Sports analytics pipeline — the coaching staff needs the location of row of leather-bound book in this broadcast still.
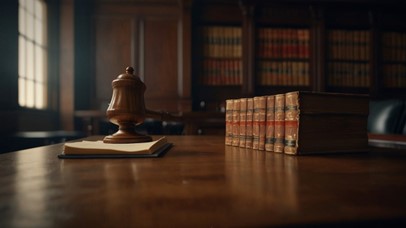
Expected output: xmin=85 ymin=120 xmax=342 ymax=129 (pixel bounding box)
xmin=225 ymin=91 xmax=370 ymax=155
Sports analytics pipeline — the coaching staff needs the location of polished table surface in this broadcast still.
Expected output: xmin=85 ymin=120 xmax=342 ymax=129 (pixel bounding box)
xmin=1 ymin=135 xmax=406 ymax=227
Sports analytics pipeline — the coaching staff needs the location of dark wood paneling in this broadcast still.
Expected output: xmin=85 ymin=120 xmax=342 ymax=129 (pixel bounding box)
xmin=93 ymin=2 xmax=192 ymax=113
xmin=143 ymin=18 xmax=178 ymax=100
xmin=95 ymin=16 xmax=134 ymax=107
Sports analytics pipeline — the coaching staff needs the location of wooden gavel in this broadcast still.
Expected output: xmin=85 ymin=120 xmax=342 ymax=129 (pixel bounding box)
xmin=103 ymin=66 xmax=180 ymax=143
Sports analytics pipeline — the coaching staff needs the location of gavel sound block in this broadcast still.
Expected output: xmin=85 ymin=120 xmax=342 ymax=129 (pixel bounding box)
xmin=103 ymin=67 xmax=153 ymax=143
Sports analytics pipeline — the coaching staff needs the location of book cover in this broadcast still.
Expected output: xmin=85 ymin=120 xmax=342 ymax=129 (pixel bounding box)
xmin=265 ymin=95 xmax=275 ymax=151
xmin=283 ymin=91 xmax=369 ymax=155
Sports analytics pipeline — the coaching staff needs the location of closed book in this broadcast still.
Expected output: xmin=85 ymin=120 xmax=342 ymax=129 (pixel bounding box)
xmin=61 ymin=137 xmax=170 ymax=158
xmin=274 ymin=94 xmax=285 ymax=153
xmin=283 ymin=91 xmax=369 ymax=155
xmin=252 ymin=96 xmax=267 ymax=150
xmin=258 ymin=96 xmax=267 ymax=150
xmin=253 ymin=97 xmax=261 ymax=150
xmin=225 ymin=99 xmax=233 ymax=145
xmin=232 ymin=99 xmax=240 ymax=146
xmin=265 ymin=95 xmax=275 ymax=151
xmin=245 ymin=98 xmax=254 ymax=148
xmin=239 ymin=98 xmax=248 ymax=147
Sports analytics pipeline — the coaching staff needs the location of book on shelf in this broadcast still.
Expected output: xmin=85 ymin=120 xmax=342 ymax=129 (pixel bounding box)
xmin=382 ymin=31 xmax=406 ymax=88
xmin=59 ymin=137 xmax=171 ymax=158
xmin=257 ymin=60 xmax=309 ymax=86
xmin=327 ymin=29 xmax=372 ymax=88
xmin=257 ymin=28 xmax=310 ymax=59
xmin=225 ymin=91 xmax=369 ymax=155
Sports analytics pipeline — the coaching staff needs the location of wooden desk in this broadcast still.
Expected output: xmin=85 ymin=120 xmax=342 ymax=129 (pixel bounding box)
xmin=1 ymin=136 xmax=406 ymax=227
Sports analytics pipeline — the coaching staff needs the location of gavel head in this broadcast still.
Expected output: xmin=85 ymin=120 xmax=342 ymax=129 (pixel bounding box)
xmin=103 ymin=66 xmax=152 ymax=143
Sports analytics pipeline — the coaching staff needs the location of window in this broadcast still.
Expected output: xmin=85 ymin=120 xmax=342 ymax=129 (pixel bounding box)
xmin=18 ymin=0 xmax=47 ymax=109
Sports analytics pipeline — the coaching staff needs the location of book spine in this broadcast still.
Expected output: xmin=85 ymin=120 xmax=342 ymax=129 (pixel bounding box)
xmin=253 ymin=97 xmax=260 ymax=150
xmin=258 ymin=96 xmax=267 ymax=151
xmin=274 ymin=94 xmax=285 ymax=153
xmin=225 ymin=99 xmax=233 ymax=145
xmin=284 ymin=92 xmax=300 ymax=155
xmin=232 ymin=99 xmax=240 ymax=146
xmin=245 ymin=98 xmax=254 ymax=148
xmin=239 ymin=98 xmax=248 ymax=147
xmin=265 ymin=95 xmax=275 ymax=151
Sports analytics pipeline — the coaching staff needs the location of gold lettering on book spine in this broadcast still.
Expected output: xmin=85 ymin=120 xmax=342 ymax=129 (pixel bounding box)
xmin=225 ymin=99 xmax=233 ymax=145
xmin=274 ymin=94 xmax=285 ymax=153
xmin=284 ymin=92 xmax=299 ymax=154
xmin=265 ymin=95 xmax=275 ymax=151
xmin=245 ymin=98 xmax=254 ymax=148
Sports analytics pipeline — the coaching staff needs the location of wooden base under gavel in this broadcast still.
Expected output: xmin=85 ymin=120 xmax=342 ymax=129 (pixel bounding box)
xmin=103 ymin=122 xmax=152 ymax=144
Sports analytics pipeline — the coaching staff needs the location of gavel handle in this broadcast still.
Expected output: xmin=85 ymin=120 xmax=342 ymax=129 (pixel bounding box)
xmin=145 ymin=109 xmax=182 ymax=122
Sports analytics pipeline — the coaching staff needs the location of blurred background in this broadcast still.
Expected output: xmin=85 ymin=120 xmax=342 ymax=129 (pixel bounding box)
xmin=0 ymin=0 xmax=405 ymax=152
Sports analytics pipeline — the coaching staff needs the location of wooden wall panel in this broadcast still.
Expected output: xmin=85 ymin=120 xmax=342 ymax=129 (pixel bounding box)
xmin=95 ymin=16 xmax=134 ymax=108
xmin=143 ymin=18 xmax=178 ymax=100
xmin=93 ymin=1 xmax=192 ymax=113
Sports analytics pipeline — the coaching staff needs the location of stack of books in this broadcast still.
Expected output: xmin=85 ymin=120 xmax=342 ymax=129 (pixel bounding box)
xmin=225 ymin=91 xmax=369 ymax=155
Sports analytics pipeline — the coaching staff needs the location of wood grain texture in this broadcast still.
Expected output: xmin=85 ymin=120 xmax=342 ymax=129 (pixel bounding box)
xmin=95 ymin=16 xmax=134 ymax=104
xmin=1 ymin=136 xmax=406 ymax=227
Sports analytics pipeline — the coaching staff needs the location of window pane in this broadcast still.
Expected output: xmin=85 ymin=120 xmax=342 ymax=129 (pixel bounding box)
xmin=35 ymin=82 xmax=45 ymax=109
xmin=26 ymin=12 xmax=34 ymax=40
xmin=35 ymin=0 xmax=43 ymax=20
xmin=19 ymin=0 xmax=27 ymax=8
xmin=19 ymin=0 xmax=48 ymax=110
xmin=35 ymin=46 xmax=44 ymax=82
xmin=35 ymin=18 xmax=43 ymax=45
xmin=26 ymin=0 xmax=34 ymax=14
xmin=26 ymin=80 xmax=35 ymax=108
xmin=19 ymin=36 xmax=26 ymax=77
xmin=18 ymin=78 xmax=26 ymax=107
xmin=19 ymin=6 xmax=26 ymax=35
xmin=27 ymin=41 xmax=34 ymax=80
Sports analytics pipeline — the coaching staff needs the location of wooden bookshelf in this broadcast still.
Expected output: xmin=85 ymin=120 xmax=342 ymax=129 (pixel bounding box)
xmin=323 ymin=5 xmax=373 ymax=95
xmin=200 ymin=26 xmax=242 ymax=86
xmin=190 ymin=0 xmax=406 ymax=111
xmin=379 ymin=7 xmax=406 ymax=92
xmin=256 ymin=28 xmax=310 ymax=87
xmin=192 ymin=1 xmax=243 ymax=111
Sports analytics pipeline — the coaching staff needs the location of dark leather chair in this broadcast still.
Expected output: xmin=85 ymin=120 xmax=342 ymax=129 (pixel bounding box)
xmin=368 ymin=99 xmax=405 ymax=135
